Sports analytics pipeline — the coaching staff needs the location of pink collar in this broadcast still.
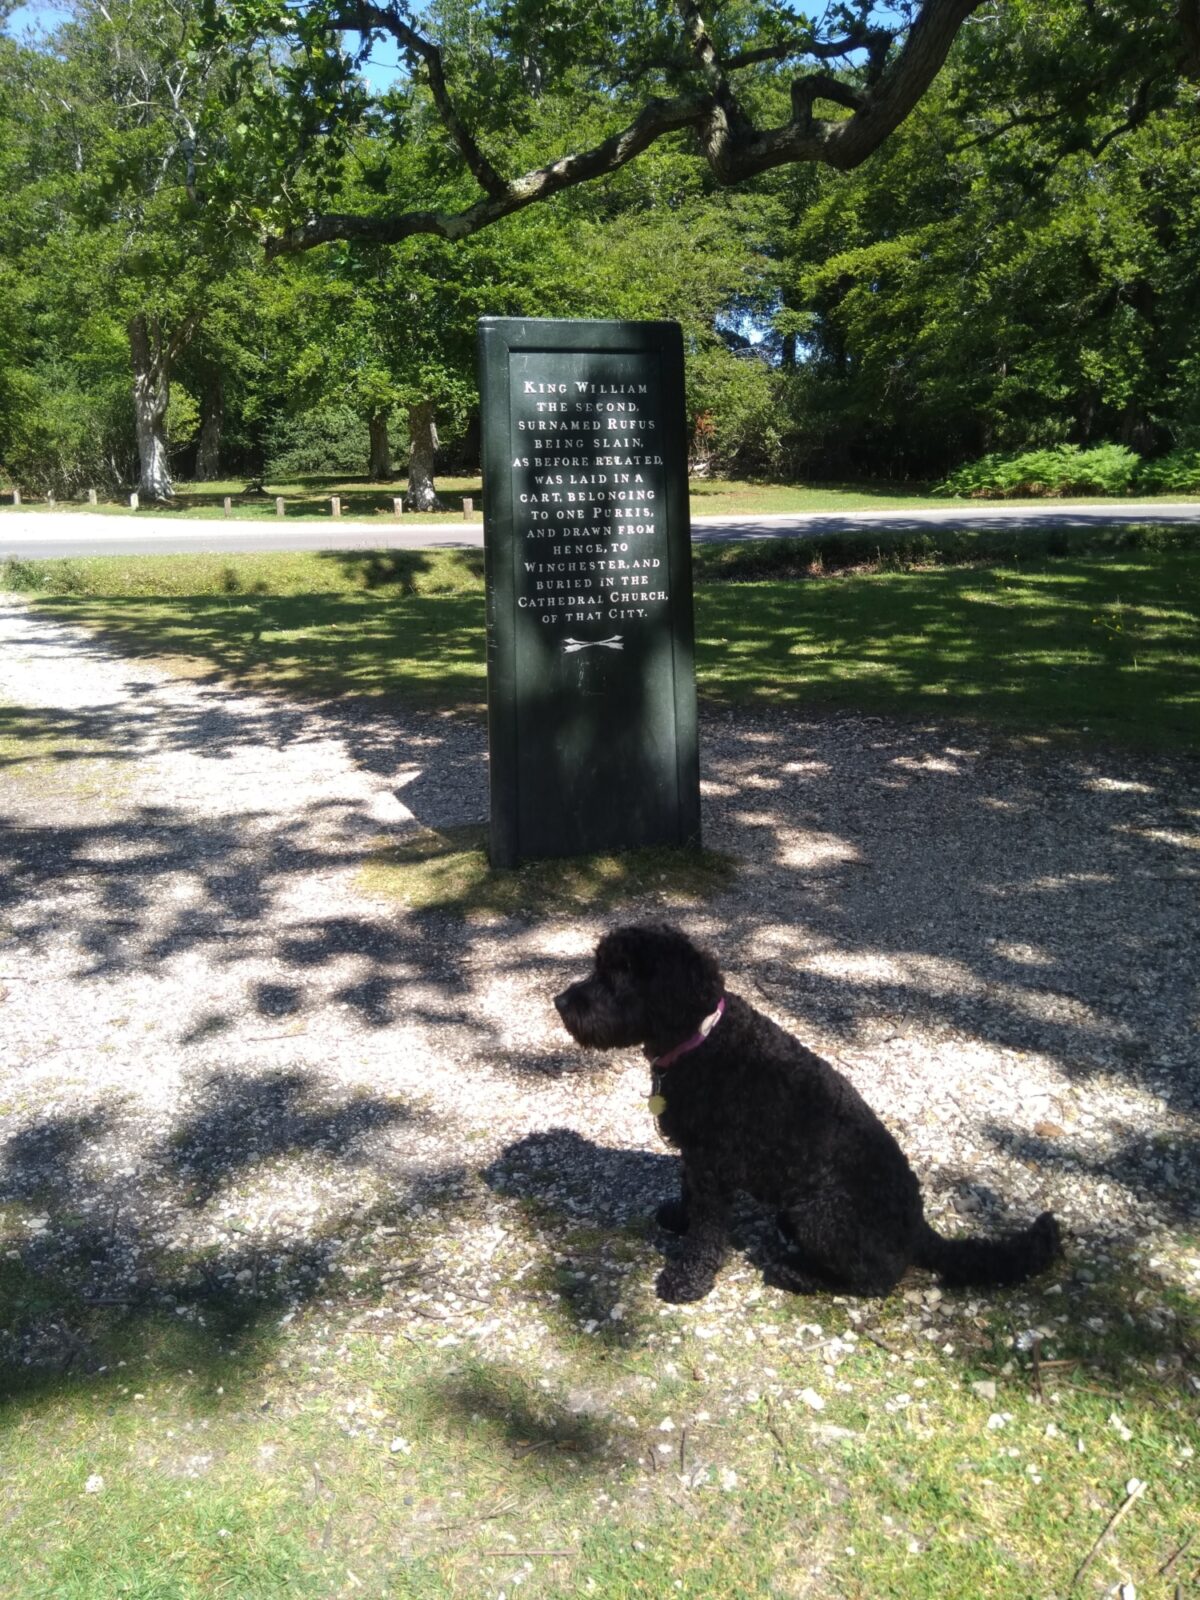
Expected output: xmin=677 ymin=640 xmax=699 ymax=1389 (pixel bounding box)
xmin=651 ymin=997 xmax=726 ymax=1069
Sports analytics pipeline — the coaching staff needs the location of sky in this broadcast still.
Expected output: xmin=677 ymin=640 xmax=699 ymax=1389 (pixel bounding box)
xmin=3 ymin=0 xmax=405 ymax=91
xmin=5 ymin=1 xmax=895 ymax=94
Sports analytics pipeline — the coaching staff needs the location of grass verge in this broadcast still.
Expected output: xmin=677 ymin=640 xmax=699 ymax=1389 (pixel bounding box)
xmin=358 ymin=826 xmax=736 ymax=918
xmin=2 ymin=1198 xmax=1196 ymax=1600
xmin=2 ymin=525 xmax=1198 ymax=751
xmin=2 ymin=474 xmax=1198 ymax=522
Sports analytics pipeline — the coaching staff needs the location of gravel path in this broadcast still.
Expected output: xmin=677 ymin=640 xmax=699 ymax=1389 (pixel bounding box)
xmin=1 ymin=594 xmax=1197 ymax=1368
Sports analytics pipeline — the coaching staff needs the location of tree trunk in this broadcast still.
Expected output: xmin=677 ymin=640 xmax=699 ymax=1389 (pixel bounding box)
xmin=405 ymin=401 xmax=444 ymax=511
xmin=129 ymin=313 xmax=174 ymax=501
xmin=368 ymin=410 xmax=392 ymax=479
xmin=195 ymin=373 xmax=223 ymax=480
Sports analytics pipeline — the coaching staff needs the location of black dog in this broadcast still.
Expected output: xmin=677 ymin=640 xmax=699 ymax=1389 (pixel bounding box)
xmin=555 ymin=923 xmax=1062 ymax=1303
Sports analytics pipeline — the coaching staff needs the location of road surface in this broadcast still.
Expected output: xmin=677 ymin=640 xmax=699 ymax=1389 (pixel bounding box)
xmin=0 ymin=502 xmax=1197 ymax=560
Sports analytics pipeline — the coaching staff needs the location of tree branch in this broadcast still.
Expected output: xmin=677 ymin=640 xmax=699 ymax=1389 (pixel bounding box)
xmin=726 ymin=27 xmax=893 ymax=71
xmin=266 ymin=91 xmax=714 ymax=256
xmin=328 ymin=0 xmax=507 ymax=197
xmin=267 ymin=0 xmax=983 ymax=252
xmin=676 ymin=0 xmax=755 ymax=145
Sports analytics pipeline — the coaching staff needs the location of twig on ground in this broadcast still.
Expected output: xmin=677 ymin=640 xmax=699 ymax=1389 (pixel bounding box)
xmin=1030 ymin=1335 xmax=1044 ymax=1403
xmin=1070 ymin=1478 xmax=1148 ymax=1591
xmin=861 ymin=1328 xmax=902 ymax=1356
xmin=377 ymin=1262 xmax=423 ymax=1283
xmin=480 ymin=1548 xmax=572 ymax=1559
xmin=1156 ymin=1532 xmax=1194 ymax=1578
xmin=429 ymin=1495 xmax=522 ymax=1532
xmin=764 ymin=1398 xmax=790 ymax=1457
xmin=679 ymin=1425 xmax=688 ymax=1476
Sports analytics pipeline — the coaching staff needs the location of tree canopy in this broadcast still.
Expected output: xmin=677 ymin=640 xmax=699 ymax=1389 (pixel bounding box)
xmin=208 ymin=0 xmax=1198 ymax=255
xmin=2 ymin=0 xmax=1199 ymax=498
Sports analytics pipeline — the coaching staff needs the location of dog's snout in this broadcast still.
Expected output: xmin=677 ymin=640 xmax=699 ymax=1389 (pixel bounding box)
xmin=553 ymin=989 xmax=570 ymax=1017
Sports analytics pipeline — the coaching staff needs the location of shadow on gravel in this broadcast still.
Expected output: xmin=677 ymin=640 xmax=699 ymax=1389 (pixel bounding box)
xmin=0 ymin=1067 xmax=466 ymax=1410
xmin=485 ymin=1130 xmax=1200 ymax=1408
xmin=980 ymin=1121 xmax=1200 ymax=1230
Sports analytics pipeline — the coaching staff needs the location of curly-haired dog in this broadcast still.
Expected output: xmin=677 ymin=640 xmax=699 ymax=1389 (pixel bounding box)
xmin=554 ymin=923 xmax=1062 ymax=1303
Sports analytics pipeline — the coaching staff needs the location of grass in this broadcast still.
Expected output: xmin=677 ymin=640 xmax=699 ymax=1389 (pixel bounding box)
xmin=696 ymin=550 xmax=1200 ymax=750
xmin=3 ymin=527 xmax=1197 ymax=752
xmin=3 ymin=473 xmax=1199 ymax=522
xmin=358 ymin=826 xmax=736 ymax=918
xmin=1 ymin=1199 xmax=1196 ymax=1600
xmin=0 ymin=699 xmax=131 ymax=803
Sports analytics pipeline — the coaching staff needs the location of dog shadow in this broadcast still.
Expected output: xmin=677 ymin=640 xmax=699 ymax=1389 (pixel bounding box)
xmin=483 ymin=1128 xmax=788 ymax=1280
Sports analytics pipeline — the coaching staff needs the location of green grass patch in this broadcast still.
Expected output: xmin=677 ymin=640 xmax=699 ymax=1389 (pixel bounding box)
xmin=4 ymin=532 xmax=1198 ymax=750
xmin=0 ymin=700 xmax=131 ymax=802
xmin=690 ymin=519 xmax=1199 ymax=581
xmin=0 ymin=473 xmax=490 ymax=523
xmin=695 ymin=550 xmax=1200 ymax=751
xmin=1 ymin=1223 xmax=1196 ymax=1599
xmin=359 ymin=825 xmax=736 ymax=918
xmin=0 ymin=545 xmax=486 ymax=599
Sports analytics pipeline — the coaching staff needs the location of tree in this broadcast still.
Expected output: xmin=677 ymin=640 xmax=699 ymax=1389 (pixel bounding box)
xmin=251 ymin=70 xmax=778 ymax=504
xmin=0 ymin=0 xmax=265 ymax=499
xmin=210 ymin=0 xmax=1198 ymax=260
xmin=768 ymin=1 xmax=1200 ymax=478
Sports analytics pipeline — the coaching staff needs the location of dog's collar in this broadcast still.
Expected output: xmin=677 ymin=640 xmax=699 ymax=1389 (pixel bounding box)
xmin=649 ymin=997 xmax=726 ymax=1070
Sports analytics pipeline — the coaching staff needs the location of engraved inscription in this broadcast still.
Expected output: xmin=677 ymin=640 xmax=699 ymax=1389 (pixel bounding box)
xmin=509 ymin=365 xmax=670 ymax=638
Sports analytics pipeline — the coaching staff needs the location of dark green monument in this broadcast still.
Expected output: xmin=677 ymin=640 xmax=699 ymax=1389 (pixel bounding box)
xmin=478 ymin=318 xmax=700 ymax=868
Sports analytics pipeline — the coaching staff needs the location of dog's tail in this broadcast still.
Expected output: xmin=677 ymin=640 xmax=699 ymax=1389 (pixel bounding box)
xmin=914 ymin=1210 xmax=1061 ymax=1288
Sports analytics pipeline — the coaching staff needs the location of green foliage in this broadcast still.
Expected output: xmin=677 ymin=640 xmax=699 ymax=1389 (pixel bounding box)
xmin=1136 ymin=448 xmax=1200 ymax=495
xmin=262 ymin=402 xmax=370 ymax=478
xmin=772 ymin=6 xmax=1200 ymax=480
xmin=0 ymin=365 xmax=135 ymax=496
xmin=935 ymin=444 xmax=1143 ymax=499
xmin=165 ymin=384 xmax=202 ymax=456
xmin=4 ymin=0 xmax=1200 ymax=494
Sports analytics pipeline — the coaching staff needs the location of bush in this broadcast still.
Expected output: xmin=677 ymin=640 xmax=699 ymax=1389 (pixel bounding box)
xmin=0 ymin=368 xmax=135 ymax=496
xmin=1135 ymin=448 xmax=1200 ymax=494
xmin=685 ymin=344 xmax=783 ymax=476
xmin=263 ymin=402 xmax=372 ymax=478
xmin=935 ymin=444 xmax=1142 ymax=498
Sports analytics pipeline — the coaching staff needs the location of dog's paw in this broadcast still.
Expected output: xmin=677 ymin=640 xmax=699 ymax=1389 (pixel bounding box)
xmin=655 ymin=1263 xmax=714 ymax=1303
xmin=655 ymin=1199 xmax=690 ymax=1234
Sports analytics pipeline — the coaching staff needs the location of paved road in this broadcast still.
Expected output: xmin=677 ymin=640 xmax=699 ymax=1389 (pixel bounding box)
xmin=0 ymin=501 xmax=1197 ymax=559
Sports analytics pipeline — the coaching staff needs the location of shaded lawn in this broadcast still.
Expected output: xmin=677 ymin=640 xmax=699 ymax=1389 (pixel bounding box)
xmin=19 ymin=549 xmax=1200 ymax=749
xmin=697 ymin=554 xmax=1200 ymax=751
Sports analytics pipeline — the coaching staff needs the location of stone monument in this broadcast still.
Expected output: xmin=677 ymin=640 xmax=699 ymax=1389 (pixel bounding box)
xmin=478 ymin=317 xmax=700 ymax=868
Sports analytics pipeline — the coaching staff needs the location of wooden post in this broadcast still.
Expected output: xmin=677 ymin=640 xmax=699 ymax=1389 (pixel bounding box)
xmin=331 ymin=496 xmax=341 ymax=517
xmin=88 ymin=489 xmax=97 ymax=505
xmin=393 ymin=497 xmax=404 ymax=516
xmin=130 ymin=492 xmax=139 ymax=510
xmin=275 ymin=497 xmax=285 ymax=517
xmin=223 ymin=496 xmax=232 ymax=517
xmin=12 ymin=488 xmax=20 ymax=506
xmin=47 ymin=493 xmax=55 ymax=508
xmin=463 ymin=497 xmax=474 ymax=516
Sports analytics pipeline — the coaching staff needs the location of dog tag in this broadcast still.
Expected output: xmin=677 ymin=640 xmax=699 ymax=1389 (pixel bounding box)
xmin=647 ymin=1093 xmax=667 ymax=1117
